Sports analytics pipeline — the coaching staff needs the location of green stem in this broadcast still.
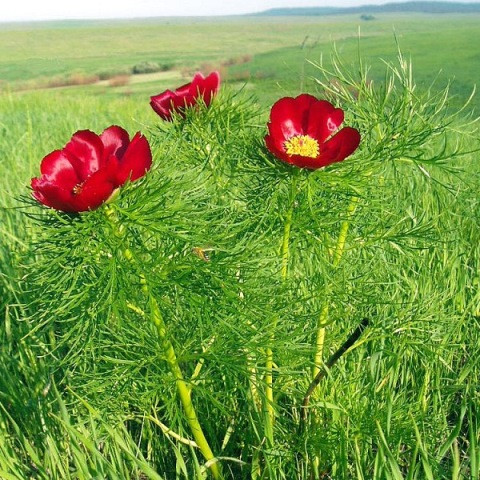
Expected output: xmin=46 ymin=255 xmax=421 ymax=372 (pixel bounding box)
xmin=149 ymin=296 xmax=221 ymax=479
xmin=312 ymin=196 xmax=359 ymax=379
xmin=301 ymin=318 xmax=369 ymax=425
xmin=265 ymin=174 xmax=298 ymax=438
xmin=105 ymin=206 xmax=222 ymax=479
xmin=280 ymin=192 xmax=295 ymax=279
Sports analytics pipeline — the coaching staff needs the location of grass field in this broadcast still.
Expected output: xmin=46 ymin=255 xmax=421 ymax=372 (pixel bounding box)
xmin=1 ymin=12 xmax=479 ymax=480
xmin=2 ymin=14 xmax=480 ymax=103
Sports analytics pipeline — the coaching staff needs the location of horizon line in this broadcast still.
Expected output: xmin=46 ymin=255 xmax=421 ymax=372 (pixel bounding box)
xmin=2 ymin=0 xmax=480 ymax=25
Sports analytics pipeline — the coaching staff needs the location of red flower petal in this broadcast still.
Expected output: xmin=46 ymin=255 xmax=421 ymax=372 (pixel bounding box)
xmin=31 ymin=178 xmax=78 ymax=212
xmin=170 ymin=92 xmax=196 ymax=112
xmin=187 ymin=72 xmax=205 ymax=93
xmin=281 ymin=154 xmax=317 ymax=170
xmin=319 ymin=127 xmax=361 ymax=166
xmin=293 ymin=94 xmax=320 ymax=129
xmin=176 ymin=74 xmax=202 ymax=96
xmin=150 ymin=71 xmax=220 ymax=121
xmin=73 ymin=156 xmax=118 ymax=211
xmin=100 ymin=125 xmax=130 ymax=161
xmin=268 ymin=94 xmax=317 ymax=141
xmin=150 ymin=90 xmax=176 ymax=120
xmin=38 ymin=150 xmax=80 ymax=190
xmin=265 ymin=134 xmax=289 ymax=163
xmin=306 ymin=100 xmax=344 ymax=143
xmin=116 ymin=132 xmax=152 ymax=185
xmin=199 ymin=71 xmax=220 ymax=106
xmin=268 ymin=98 xmax=300 ymax=141
xmin=64 ymin=130 xmax=104 ymax=180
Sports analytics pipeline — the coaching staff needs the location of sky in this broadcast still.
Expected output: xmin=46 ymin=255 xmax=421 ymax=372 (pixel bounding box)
xmin=1 ymin=0 xmax=479 ymax=22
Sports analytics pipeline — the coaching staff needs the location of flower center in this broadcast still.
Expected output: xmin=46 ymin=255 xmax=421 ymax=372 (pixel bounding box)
xmin=284 ymin=135 xmax=319 ymax=158
xmin=72 ymin=183 xmax=84 ymax=195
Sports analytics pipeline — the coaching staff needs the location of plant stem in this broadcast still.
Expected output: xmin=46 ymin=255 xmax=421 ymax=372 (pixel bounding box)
xmin=148 ymin=296 xmax=222 ymax=479
xmin=313 ymin=195 xmax=359 ymax=378
xmin=105 ymin=206 xmax=222 ymax=479
xmin=265 ymin=173 xmax=298 ymax=438
xmin=301 ymin=318 xmax=369 ymax=425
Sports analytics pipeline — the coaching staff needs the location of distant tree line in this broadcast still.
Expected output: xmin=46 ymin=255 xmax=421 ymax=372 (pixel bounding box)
xmin=253 ymin=1 xmax=480 ymax=17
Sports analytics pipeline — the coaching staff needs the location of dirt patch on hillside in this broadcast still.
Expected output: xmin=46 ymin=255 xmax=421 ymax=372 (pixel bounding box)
xmin=97 ymin=70 xmax=184 ymax=87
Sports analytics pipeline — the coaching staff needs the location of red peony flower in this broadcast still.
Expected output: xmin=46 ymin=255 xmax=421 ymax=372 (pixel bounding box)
xmin=150 ymin=71 xmax=220 ymax=121
xmin=31 ymin=126 xmax=152 ymax=213
xmin=265 ymin=94 xmax=361 ymax=170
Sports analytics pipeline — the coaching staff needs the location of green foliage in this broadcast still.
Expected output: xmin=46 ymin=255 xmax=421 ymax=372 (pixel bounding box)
xmin=132 ymin=62 xmax=172 ymax=75
xmin=1 ymin=47 xmax=479 ymax=480
xmin=2 ymin=14 xmax=480 ymax=114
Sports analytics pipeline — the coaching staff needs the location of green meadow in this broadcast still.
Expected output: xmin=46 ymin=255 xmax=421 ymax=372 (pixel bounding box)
xmin=2 ymin=14 xmax=480 ymax=103
xmin=1 ymin=12 xmax=479 ymax=480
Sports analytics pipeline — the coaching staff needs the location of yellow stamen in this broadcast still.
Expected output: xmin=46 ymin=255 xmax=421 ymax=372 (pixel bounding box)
xmin=72 ymin=183 xmax=83 ymax=195
xmin=284 ymin=135 xmax=319 ymax=158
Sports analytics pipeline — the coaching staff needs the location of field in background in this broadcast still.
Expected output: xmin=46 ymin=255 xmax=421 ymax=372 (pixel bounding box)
xmin=1 ymin=14 xmax=480 ymax=106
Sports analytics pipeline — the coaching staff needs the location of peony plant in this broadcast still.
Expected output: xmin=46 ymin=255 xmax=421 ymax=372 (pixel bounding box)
xmin=27 ymin=57 xmax=471 ymax=479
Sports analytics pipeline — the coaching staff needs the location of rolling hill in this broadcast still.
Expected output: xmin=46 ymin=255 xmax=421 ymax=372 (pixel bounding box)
xmin=253 ymin=1 xmax=480 ymax=16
